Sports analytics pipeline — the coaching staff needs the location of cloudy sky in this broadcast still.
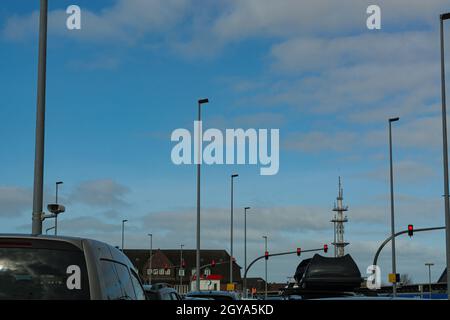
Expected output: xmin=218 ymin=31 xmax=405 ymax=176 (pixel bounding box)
xmin=1 ymin=0 xmax=450 ymax=284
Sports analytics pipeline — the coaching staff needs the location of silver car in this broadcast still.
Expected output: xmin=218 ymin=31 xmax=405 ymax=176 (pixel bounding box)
xmin=0 ymin=234 xmax=146 ymax=300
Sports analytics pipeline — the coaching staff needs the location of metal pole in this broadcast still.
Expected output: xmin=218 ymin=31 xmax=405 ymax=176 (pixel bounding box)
xmin=195 ymin=98 xmax=208 ymax=292
xmin=440 ymin=14 xmax=450 ymax=300
xmin=428 ymin=264 xmax=433 ymax=299
xmin=244 ymin=208 xmax=247 ymax=297
xmin=149 ymin=234 xmax=153 ymax=285
xmin=54 ymin=215 xmax=57 ymax=236
xmin=264 ymin=236 xmax=268 ymax=299
xmin=196 ymin=102 xmax=201 ymax=292
xmin=32 ymin=0 xmax=48 ymax=236
xmin=389 ymin=117 xmax=399 ymax=297
xmin=121 ymin=220 xmax=127 ymax=251
xmin=180 ymin=244 xmax=184 ymax=287
xmin=230 ymin=176 xmax=234 ymax=286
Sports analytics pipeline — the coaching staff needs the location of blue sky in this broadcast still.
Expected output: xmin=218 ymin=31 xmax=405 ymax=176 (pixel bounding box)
xmin=1 ymin=0 xmax=450 ymax=284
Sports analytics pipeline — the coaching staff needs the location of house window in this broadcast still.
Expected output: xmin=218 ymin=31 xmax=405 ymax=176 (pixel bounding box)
xmin=204 ymin=268 xmax=211 ymax=276
xmin=159 ymin=269 xmax=165 ymax=275
xmin=153 ymin=269 xmax=158 ymax=275
xmin=165 ymin=269 xmax=171 ymax=276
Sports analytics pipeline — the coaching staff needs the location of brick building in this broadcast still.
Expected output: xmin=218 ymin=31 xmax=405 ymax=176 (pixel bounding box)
xmin=124 ymin=249 xmax=242 ymax=293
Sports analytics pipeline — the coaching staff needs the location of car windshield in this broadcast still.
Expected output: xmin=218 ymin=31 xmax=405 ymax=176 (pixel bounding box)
xmin=0 ymin=239 xmax=90 ymax=300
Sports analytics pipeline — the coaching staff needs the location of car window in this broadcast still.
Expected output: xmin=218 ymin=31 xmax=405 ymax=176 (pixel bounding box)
xmin=0 ymin=240 xmax=90 ymax=300
xmin=161 ymin=292 xmax=172 ymax=300
xmin=99 ymin=260 xmax=123 ymax=300
xmin=130 ymin=270 xmax=146 ymax=300
xmin=170 ymin=292 xmax=180 ymax=300
xmin=113 ymin=263 xmax=136 ymax=300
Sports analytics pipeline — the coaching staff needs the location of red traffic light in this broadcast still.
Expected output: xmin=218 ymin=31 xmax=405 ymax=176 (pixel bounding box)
xmin=323 ymin=244 xmax=328 ymax=253
xmin=181 ymin=259 xmax=186 ymax=268
xmin=296 ymin=248 xmax=301 ymax=256
xmin=164 ymin=264 xmax=168 ymax=271
xmin=211 ymin=259 xmax=216 ymax=268
xmin=264 ymin=251 xmax=269 ymax=260
xmin=408 ymin=224 xmax=414 ymax=237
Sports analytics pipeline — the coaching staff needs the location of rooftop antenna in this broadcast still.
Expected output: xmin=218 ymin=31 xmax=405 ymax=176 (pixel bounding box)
xmin=331 ymin=176 xmax=349 ymax=257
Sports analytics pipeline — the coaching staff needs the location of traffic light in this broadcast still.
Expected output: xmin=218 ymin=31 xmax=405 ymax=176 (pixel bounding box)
xmin=264 ymin=251 xmax=269 ymax=260
xmin=211 ymin=259 xmax=216 ymax=268
xmin=323 ymin=244 xmax=328 ymax=253
xmin=296 ymin=248 xmax=301 ymax=256
xmin=164 ymin=264 xmax=168 ymax=271
xmin=181 ymin=259 xmax=186 ymax=268
xmin=408 ymin=224 xmax=414 ymax=237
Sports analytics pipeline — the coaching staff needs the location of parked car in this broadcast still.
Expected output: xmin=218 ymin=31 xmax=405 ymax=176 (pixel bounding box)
xmin=0 ymin=234 xmax=146 ymax=300
xmin=143 ymin=284 xmax=182 ymax=300
xmin=185 ymin=290 xmax=240 ymax=300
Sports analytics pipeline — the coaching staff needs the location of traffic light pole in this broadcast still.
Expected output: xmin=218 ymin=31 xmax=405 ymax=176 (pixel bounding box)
xmin=243 ymin=247 xmax=326 ymax=298
xmin=372 ymin=226 xmax=445 ymax=268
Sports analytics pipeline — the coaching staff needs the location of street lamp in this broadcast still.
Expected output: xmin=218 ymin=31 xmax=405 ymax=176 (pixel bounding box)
xmin=53 ymin=181 xmax=63 ymax=235
xmin=180 ymin=244 xmax=184 ymax=287
xmin=388 ymin=116 xmax=399 ymax=297
xmin=196 ymin=97 xmax=209 ymax=292
xmin=230 ymin=173 xmax=239 ymax=287
xmin=425 ymin=262 xmax=434 ymax=299
xmin=440 ymin=12 xmax=450 ymax=300
xmin=262 ymin=235 xmax=268 ymax=299
xmin=121 ymin=219 xmax=128 ymax=251
xmin=148 ymin=233 xmax=153 ymax=285
xmin=243 ymin=206 xmax=251 ymax=297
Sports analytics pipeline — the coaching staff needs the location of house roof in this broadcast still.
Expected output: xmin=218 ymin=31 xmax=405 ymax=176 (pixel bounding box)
xmin=124 ymin=249 xmax=242 ymax=283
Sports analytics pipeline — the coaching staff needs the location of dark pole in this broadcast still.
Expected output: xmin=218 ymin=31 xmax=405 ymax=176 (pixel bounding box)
xmin=196 ymin=98 xmax=208 ymax=292
xmin=440 ymin=13 xmax=450 ymax=300
xmin=263 ymin=235 xmax=268 ymax=299
xmin=55 ymin=181 xmax=63 ymax=235
xmin=244 ymin=207 xmax=250 ymax=297
xmin=32 ymin=0 xmax=48 ymax=235
xmin=230 ymin=174 xmax=238 ymax=287
xmin=425 ymin=263 xmax=434 ymax=299
xmin=389 ymin=117 xmax=399 ymax=297
xmin=180 ymin=244 xmax=184 ymax=287
xmin=121 ymin=219 xmax=127 ymax=251
xmin=148 ymin=233 xmax=153 ymax=285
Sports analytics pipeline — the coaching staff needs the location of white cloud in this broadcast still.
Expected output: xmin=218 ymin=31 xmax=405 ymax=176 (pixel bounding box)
xmin=69 ymin=179 xmax=130 ymax=207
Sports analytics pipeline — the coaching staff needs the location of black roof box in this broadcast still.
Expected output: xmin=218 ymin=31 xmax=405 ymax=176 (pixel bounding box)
xmin=294 ymin=254 xmax=362 ymax=291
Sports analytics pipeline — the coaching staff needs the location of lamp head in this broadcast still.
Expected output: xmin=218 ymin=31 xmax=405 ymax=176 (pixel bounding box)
xmin=389 ymin=117 xmax=400 ymax=122
xmin=198 ymin=98 xmax=209 ymax=105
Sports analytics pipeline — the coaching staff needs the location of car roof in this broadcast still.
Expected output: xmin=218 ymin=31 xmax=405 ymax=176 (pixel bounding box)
xmin=0 ymin=233 xmax=136 ymax=271
xmin=0 ymin=233 xmax=85 ymax=250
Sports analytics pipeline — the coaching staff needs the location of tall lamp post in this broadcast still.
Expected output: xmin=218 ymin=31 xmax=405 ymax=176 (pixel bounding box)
xmin=180 ymin=244 xmax=184 ymax=287
xmin=148 ymin=233 xmax=153 ymax=285
xmin=54 ymin=181 xmax=63 ymax=235
xmin=243 ymin=206 xmax=251 ymax=297
xmin=388 ymin=117 xmax=399 ymax=297
xmin=121 ymin=219 xmax=128 ymax=251
xmin=440 ymin=12 xmax=450 ymax=299
xmin=32 ymin=0 xmax=48 ymax=235
xmin=263 ymin=235 xmax=268 ymax=299
xmin=230 ymin=173 xmax=239 ymax=287
xmin=196 ymin=98 xmax=209 ymax=292
xmin=425 ymin=262 xmax=434 ymax=299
